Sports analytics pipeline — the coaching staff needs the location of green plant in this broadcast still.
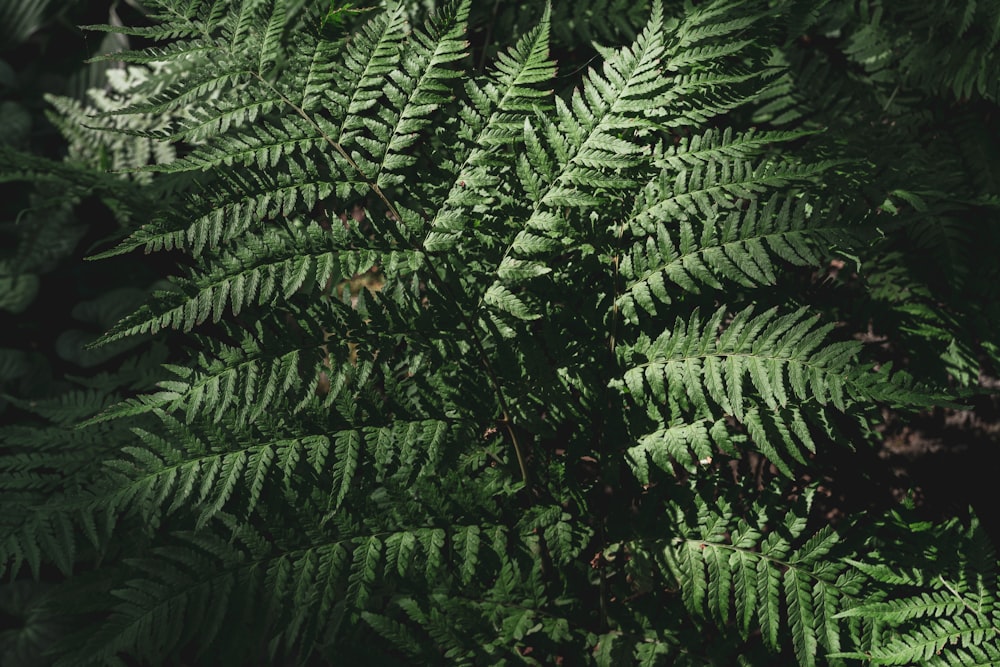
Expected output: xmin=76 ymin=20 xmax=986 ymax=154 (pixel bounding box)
xmin=1 ymin=0 xmax=999 ymax=665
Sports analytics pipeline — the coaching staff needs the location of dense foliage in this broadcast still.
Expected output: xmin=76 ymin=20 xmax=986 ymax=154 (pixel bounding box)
xmin=2 ymin=0 xmax=999 ymax=664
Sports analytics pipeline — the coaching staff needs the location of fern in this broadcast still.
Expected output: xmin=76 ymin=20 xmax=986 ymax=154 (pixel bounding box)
xmin=655 ymin=486 xmax=860 ymax=667
xmin=0 ymin=0 xmax=997 ymax=665
xmin=755 ymin=0 xmax=1000 ymax=388
xmin=832 ymin=512 xmax=1000 ymax=664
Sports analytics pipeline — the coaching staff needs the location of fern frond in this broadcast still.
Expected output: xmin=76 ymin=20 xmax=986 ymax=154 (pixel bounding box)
xmin=361 ymin=0 xmax=471 ymax=189
xmin=616 ymin=305 xmax=944 ymax=476
xmin=145 ymin=115 xmax=333 ymax=175
xmin=45 ymin=68 xmax=179 ymax=187
xmin=626 ymin=417 xmax=733 ymax=481
xmin=53 ymin=528 xmax=257 ymax=667
xmin=0 ymin=388 xmax=138 ymax=577
xmin=628 ymin=156 xmax=840 ymax=235
xmin=424 ymin=5 xmax=555 ymax=251
xmin=463 ymin=1 xmax=672 ymax=322
xmin=100 ymin=413 xmax=341 ymax=527
xmin=326 ymin=4 xmax=409 ymax=134
xmin=94 ymin=403 xmax=463 ymax=531
xmin=619 ymin=306 xmax=858 ymax=414
xmin=618 ymin=193 xmax=854 ymax=320
xmin=656 ymin=487 xmax=859 ymax=667
xmin=624 ymin=303 xmax=914 ymax=409
xmin=864 ymin=613 xmax=1000 ymax=665
xmin=831 ymin=515 xmax=1000 ymax=665
xmin=99 ymin=163 xmax=346 ymax=257
xmin=98 ymin=226 xmax=393 ymax=343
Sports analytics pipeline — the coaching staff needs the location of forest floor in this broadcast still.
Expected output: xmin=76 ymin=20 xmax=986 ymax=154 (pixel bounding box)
xmin=877 ymin=381 xmax=1000 ymax=545
xmin=795 ymin=379 xmax=1000 ymax=549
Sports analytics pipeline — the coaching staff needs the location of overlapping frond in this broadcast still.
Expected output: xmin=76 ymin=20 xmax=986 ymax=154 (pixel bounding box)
xmin=360 ymin=0 xmax=470 ymax=188
xmin=656 ymin=488 xmax=862 ymax=667
xmin=618 ymin=192 xmax=854 ymax=321
xmin=0 ymin=353 xmax=166 ymax=579
xmin=833 ymin=517 xmax=1000 ymax=665
xmin=656 ymin=0 xmax=776 ymax=126
xmin=89 ymin=338 xmax=327 ymax=428
xmin=617 ymin=305 xmax=945 ymax=476
xmin=464 ymin=1 xmax=673 ymax=325
xmin=88 ymin=4 xmax=401 ymax=262
xmin=98 ymin=225 xmax=397 ymax=343
xmin=99 ymin=412 xmax=356 ymax=527
xmin=423 ymin=6 xmax=556 ymax=252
